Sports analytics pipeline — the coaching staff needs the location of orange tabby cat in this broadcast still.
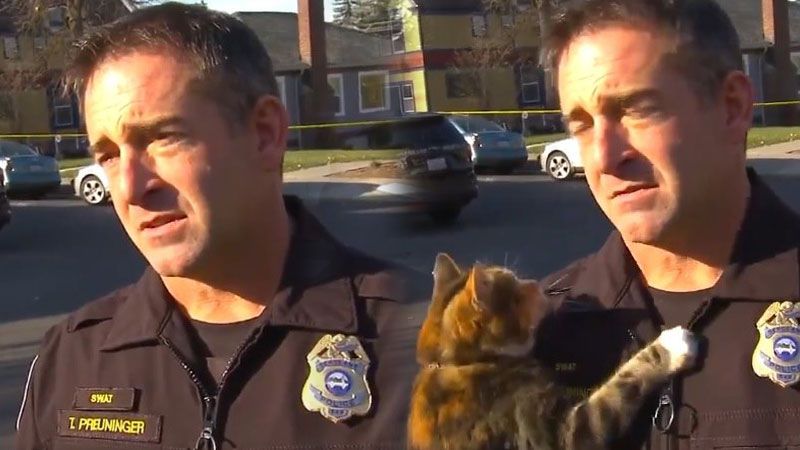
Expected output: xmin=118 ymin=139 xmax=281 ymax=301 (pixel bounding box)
xmin=408 ymin=253 xmax=697 ymax=450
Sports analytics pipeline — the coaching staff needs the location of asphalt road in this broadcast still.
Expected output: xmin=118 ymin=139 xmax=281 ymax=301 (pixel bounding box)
xmin=2 ymin=172 xmax=800 ymax=446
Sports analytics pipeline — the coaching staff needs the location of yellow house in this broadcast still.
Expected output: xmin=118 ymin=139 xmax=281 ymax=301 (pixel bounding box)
xmin=0 ymin=2 xmax=132 ymax=156
xmin=384 ymin=0 xmax=548 ymax=116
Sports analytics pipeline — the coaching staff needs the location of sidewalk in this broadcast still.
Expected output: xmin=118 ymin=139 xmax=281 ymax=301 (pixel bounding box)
xmin=746 ymin=140 xmax=800 ymax=177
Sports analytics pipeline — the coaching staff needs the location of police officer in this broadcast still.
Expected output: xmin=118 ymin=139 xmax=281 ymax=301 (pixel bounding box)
xmin=15 ymin=3 xmax=424 ymax=449
xmin=535 ymin=0 xmax=800 ymax=448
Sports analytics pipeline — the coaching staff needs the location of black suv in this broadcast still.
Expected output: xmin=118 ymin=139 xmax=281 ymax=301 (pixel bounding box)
xmin=0 ymin=170 xmax=10 ymax=231
xmin=341 ymin=113 xmax=478 ymax=224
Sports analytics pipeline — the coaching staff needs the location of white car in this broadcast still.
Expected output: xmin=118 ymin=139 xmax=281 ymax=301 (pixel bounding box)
xmin=72 ymin=163 xmax=110 ymax=205
xmin=539 ymin=137 xmax=583 ymax=180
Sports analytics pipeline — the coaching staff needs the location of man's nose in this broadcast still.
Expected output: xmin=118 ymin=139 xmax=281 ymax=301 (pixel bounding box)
xmin=113 ymin=149 xmax=160 ymax=205
xmin=589 ymin=118 xmax=635 ymax=174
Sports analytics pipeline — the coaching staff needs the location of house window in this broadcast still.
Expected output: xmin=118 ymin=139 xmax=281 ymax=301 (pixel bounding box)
xmin=471 ymin=15 xmax=487 ymax=37
xmin=516 ymin=0 xmax=534 ymax=10
xmin=445 ymin=71 xmax=479 ymax=98
xmin=520 ymin=65 xmax=541 ymax=103
xmin=401 ymin=82 xmax=415 ymax=113
xmin=359 ymin=70 xmax=389 ymax=113
xmin=3 ymin=36 xmax=19 ymax=59
xmin=52 ymin=94 xmax=75 ymax=127
xmin=390 ymin=8 xmax=405 ymax=54
xmin=46 ymin=7 xmax=66 ymax=31
xmin=33 ymin=35 xmax=47 ymax=52
xmin=275 ymin=76 xmax=287 ymax=106
xmin=0 ymin=93 xmax=14 ymax=121
xmin=327 ymin=73 xmax=344 ymax=116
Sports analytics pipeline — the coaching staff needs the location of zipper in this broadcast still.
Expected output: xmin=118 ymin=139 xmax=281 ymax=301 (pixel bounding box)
xmin=626 ymin=326 xmax=676 ymax=450
xmin=162 ymin=318 xmax=271 ymax=449
xmin=653 ymin=380 xmax=675 ymax=450
xmin=161 ymin=336 xmax=218 ymax=450
xmin=202 ymin=323 xmax=270 ymax=442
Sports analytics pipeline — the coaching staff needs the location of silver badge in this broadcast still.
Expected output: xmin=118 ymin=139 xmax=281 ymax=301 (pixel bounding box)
xmin=302 ymin=334 xmax=372 ymax=423
xmin=752 ymin=301 xmax=800 ymax=387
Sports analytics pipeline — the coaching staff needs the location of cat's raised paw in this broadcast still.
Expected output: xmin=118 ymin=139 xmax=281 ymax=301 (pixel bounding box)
xmin=657 ymin=326 xmax=698 ymax=372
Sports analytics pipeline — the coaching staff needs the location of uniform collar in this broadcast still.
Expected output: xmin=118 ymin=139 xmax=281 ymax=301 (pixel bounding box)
xmin=570 ymin=168 xmax=800 ymax=310
xmin=98 ymin=196 xmax=361 ymax=352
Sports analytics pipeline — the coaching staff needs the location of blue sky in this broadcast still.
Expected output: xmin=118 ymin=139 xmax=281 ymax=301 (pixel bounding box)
xmin=174 ymin=0 xmax=337 ymax=21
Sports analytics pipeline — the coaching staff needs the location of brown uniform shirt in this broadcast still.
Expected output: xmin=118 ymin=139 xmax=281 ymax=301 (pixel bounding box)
xmin=538 ymin=169 xmax=800 ymax=450
xmin=15 ymin=196 xmax=428 ymax=450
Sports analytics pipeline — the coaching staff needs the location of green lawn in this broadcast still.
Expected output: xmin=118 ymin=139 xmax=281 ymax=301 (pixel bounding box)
xmin=283 ymin=149 xmax=402 ymax=172
xmin=57 ymin=150 xmax=401 ymax=177
xmin=747 ymin=127 xmax=800 ymax=149
xmin=522 ymin=127 xmax=800 ymax=155
xmin=524 ymin=133 xmax=569 ymax=147
xmin=58 ymin=157 xmax=94 ymax=170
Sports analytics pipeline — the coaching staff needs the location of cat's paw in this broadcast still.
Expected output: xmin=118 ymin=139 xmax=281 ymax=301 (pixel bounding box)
xmin=657 ymin=326 xmax=698 ymax=372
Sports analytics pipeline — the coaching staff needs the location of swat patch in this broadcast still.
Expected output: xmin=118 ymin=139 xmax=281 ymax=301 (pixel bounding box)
xmin=57 ymin=410 xmax=161 ymax=443
xmin=73 ymin=388 xmax=136 ymax=411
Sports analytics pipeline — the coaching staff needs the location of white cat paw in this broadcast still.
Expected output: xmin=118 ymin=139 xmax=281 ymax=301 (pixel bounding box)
xmin=657 ymin=326 xmax=698 ymax=372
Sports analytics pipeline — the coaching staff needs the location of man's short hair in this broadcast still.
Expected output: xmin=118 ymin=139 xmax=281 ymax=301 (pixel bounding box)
xmin=543 ymin=0 xmax=744 ymax=100
xmin=63 ymin=1 xmax=279 ymax=128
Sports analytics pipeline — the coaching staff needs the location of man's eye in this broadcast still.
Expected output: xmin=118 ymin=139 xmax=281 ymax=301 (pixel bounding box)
xmin=569 ymin=123 xmax=591 ymax=136
xmin=626 ymin=104 xmax=662 ymax=118
xmin=96 ymin=154 xmax=118 ymax=165
xmin=155 ymin=132 xmax=185 ymax=143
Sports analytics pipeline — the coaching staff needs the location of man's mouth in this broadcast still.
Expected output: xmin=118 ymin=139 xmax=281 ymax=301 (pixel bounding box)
xmin=611 ymin=183 xmax=658 ymax=199
xmin=139 ymin=213 xmax=187 ymax=231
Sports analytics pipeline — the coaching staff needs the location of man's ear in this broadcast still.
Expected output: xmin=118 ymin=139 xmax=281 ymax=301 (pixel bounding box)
xmin=718 ymin=71 xmax=754 ymax=149
xmin=250 ymin=94 xmax=289 ymax=172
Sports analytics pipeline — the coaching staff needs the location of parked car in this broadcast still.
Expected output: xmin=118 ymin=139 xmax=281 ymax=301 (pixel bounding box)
xmin=448 ymin=115 xmax=528 ymax=174
xmin=0 ymin=170 xmax=10 ymax=231
xmin=72 ymin=163 xmax=110 ymax=205
xmin=340 ymin=113 xmax=478 ymax=224
xmin=539 ymin=137 xmax=583 ymax=180
xmin=0 ymin=140 xmax=62 ymax=198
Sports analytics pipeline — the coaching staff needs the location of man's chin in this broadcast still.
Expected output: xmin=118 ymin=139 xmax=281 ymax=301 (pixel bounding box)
xmin=141 ymin=247 xmax=201 ymax=278
xmin=614 ymin=215 xmax=667 ymax=245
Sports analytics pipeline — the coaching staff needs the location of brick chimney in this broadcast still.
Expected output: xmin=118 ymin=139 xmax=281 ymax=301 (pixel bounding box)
xmin=762 ymin=0 xmax=797 ymax=124
xmin=297 ymin=0 xmax=334 ymax=146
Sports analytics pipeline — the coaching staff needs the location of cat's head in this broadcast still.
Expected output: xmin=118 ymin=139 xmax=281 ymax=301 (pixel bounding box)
xmin=417 ymin=253 xmax=550 ymax=365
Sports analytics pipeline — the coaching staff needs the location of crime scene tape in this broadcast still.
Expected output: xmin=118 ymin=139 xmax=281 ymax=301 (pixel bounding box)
xmin=1 ymin=100 xmax=798 ymax=138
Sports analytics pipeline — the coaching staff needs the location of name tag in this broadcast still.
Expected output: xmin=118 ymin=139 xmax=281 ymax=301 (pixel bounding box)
xmin=73 ymin=388 xmax=136 ymax=411
xmin=58 ymin=410 xmax=161 ymax=443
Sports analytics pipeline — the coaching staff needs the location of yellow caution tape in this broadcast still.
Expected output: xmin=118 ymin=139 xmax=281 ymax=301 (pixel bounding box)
xmin=1 ymin=100 xmax=798 ymax=138
xmin=753 ymin=100 xmax=800 ymax=107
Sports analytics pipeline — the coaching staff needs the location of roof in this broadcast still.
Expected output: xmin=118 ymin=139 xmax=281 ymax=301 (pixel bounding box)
xmin=411 ymin=0 xmax=484 ymax=13
xmin=235 ymin=12 xmax=393 ymax=73
xmin=410 ymin=0 xmax=800 ymax=50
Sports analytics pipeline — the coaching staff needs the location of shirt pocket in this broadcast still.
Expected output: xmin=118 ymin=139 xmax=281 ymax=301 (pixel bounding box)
xmin=50 ymin=437 xmax=187 ymax=450
xmin=689 ymin=408 xmax=800 ymax=449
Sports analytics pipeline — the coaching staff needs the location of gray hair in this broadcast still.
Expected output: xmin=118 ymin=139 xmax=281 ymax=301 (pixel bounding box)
xmin=543 ymin=0 xmax=744 ymax=100
xmin=63 ymin=1 xmax=279 ymax=128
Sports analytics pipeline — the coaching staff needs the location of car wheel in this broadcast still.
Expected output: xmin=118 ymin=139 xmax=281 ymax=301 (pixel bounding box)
xmin=429 ymin=206 xmax=462 ymax=225
xmin=546 ymin=151 xmax=574 ymax=180
xmin=80 ymin=176 xmax=108 ymax=205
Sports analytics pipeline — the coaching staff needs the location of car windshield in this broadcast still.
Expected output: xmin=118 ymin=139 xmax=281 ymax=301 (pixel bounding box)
xmin=455 ymin=116 xmax=505 ymax=133
xmin=0 ymin=141 xmax=38 ymax=157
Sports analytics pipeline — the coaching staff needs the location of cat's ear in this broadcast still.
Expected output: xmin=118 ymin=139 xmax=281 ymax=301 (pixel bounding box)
xmin=468 ymin=264 xmax=492 ymax=311
xmin=433 ymin=253 xmax=461 ymax=286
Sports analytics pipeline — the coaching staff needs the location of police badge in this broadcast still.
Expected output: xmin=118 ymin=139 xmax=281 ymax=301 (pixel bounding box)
xmin=302 ymin=334 xmax=372 ymax=423
xmin=752 ymin=301 xmax=800 ymax=387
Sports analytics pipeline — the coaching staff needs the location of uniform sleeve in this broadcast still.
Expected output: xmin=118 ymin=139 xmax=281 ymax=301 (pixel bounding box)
xmin=15 ymin=354 xmax=43 ymax=450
